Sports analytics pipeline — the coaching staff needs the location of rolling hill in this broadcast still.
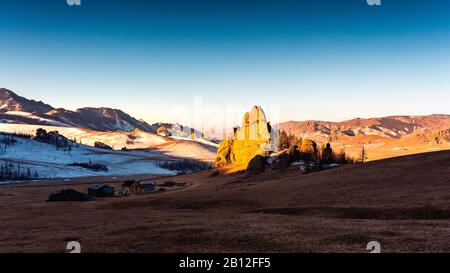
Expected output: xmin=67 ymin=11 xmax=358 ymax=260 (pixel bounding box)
xmin=0 ymin=132 xmax=176 ymax=180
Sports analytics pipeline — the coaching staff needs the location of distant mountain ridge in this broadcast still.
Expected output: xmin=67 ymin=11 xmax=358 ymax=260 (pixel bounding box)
xmin=280 ymin=115 xmax=450 ymax=143
xmin=0 ymin=88 xmax=53 ymax=113
xmin=46 ymin=107 xmax=155 ymax=132
xmin=0 ymin=88 xmax=155 ymax=132
xmin=2 ymin=87 xmax=449 ymax=144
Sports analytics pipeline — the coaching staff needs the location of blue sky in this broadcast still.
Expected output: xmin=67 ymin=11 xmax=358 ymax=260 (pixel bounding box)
xmin=0 ymin=0 xmax=449 ymax=124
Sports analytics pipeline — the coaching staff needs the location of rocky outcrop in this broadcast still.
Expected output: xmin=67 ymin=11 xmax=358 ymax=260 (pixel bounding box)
xmin=269 ymin=149 xmax=292 ymax=169
xmin=215 ymin=106 xmax=278 ymax=170
xmin=33 ymin=128 xmax=72 ymax=149
xmin=156 ymin=125 xmax=172 ymax=137
xmin=428 ymin=129 xmax=450 ymax=145
xmin=299 ymin=139 xmax=318 ymax=162
xmin=247 ymin=155 xmax=267 ymax=174
xmin=321 ymin=143 xmax=333 ymax=164
xmin=94 ymin=141 xmax=113 ymax=150
xmin=216 ymin=140 xmax=234 ymax=166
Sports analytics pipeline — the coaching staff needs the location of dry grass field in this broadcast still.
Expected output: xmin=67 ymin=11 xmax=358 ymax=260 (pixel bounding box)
xmin=0 ymin=150 xmax=450 ymax=253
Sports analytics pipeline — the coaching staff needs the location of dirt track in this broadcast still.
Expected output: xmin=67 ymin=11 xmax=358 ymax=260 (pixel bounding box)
xmin=0 ymin=150 xmax=450 ymax=253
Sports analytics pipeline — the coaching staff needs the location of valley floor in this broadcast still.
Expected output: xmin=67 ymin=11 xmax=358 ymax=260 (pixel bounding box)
xmin=0 ymin=150 xmax=450 ymax=253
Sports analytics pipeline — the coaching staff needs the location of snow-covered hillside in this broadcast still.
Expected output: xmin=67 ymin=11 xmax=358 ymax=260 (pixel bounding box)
xmin=0 ymin=135 xmax=176 ymax=181
xmin=0 ymin=89 xmax=218 ymax=182
xmin=0 ymin=123 xmax=218 ymax=162
xmin=2 ymin=111 xmax=68 ymax=126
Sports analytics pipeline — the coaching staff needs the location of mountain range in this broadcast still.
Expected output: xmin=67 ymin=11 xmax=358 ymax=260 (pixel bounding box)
xmin=1 ymin=87 xmax=449 ymax=161
xmin=279 ymin=115 xmax=450 ymax=161
xmin=280 ymin=115 xmax=450 ymax=143
xmin=0 ymin=88 xmax=155 ymax=132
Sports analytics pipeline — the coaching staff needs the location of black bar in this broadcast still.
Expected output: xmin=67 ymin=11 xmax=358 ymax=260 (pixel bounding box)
xmin=0 ymin=253 xmax=445 ymax=272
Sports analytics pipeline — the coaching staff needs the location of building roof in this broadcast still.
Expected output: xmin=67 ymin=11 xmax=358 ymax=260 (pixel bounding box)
xmin=88 ymin=184 xmax=113 ymax=190
xmin=122 ymin=180 xmax=136 ymax=187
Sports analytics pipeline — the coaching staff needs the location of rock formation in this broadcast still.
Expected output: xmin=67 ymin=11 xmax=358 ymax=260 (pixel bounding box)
xmin=299 ymin=139 xmax=318 ymax=162
xmin=269 ymin=149 xmax=292 ymax=169
xmin=156 ymin=125 xmax=171 ymax=137
xmin=428 ymin=129 xmax=450 ymax=145
xmin=33 ymin=128 xmax=72 ymax=150
xmin=215 ymin=106 xmax=278 ymax=170
xmin=94 ymin=141 xmax=113 ymax=150
xmin=321 ymin=143 xmax=333 ymax=164
xmin=247 ymin=155 xmax=268 ymax=174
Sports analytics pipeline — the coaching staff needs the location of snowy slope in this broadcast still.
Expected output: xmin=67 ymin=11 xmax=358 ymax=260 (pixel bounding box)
xmin=0 ymin=123 xmax=218 ymax=161
xmin=170 ymin=135 xmax=219 ymax=148
xmin=154 ymin=140 xmax=218 ymax=162
xmin=0 ymin=123 xmax=167 ymax=147
xmin=3 ymin=111 xmax=68 ymax=126
xmin=0 ymin=135 xmax=176 ymax=180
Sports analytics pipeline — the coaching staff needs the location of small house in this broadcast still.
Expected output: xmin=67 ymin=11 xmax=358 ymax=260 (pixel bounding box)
xmin=121 ymin=181 xmax=157 ymax=195
xmin=87 ymin=184 xmax=114 ymax=197
xmin=48 ymin=189 xmax=94 ymax=202
xmin=161 ymin=181 xmax=177 ymax=187
xmin=140 ymin=182 xmax=156 ymax=193
xmin=122 ymin=180 xmax=137 ymax=196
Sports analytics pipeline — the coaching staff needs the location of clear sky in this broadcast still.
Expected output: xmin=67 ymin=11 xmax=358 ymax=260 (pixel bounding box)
xmin=0 ymin=0 xmax=449 ymax=125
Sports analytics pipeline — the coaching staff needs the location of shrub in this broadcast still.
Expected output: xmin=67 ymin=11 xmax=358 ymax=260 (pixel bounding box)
xmin=0 ymin=133 xmax=17 ymax=146
xmin=0 ymin=161 xmax=40 ymax=181
xmin=156 ymin=159 xmax=212 ymax=172
xmin=278 ymin=130 xmax=302 ymax=150
xmin=69 ymin=161 xmax=108 ymax=172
